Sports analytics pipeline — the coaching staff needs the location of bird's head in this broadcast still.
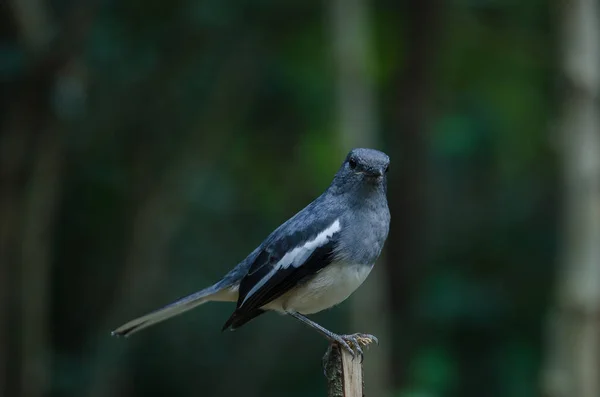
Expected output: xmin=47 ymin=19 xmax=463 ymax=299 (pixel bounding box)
xmin=330 ymin=148 xmax=390 ymax=194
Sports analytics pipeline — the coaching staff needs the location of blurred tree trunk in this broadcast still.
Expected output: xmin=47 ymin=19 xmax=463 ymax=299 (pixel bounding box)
xmin=542 ymin=1 xmax=600 ymax=397
xmin=384 ymin=0 xmax=441 ymax=389
xmin=0 ymin=204 xmax=6 ymax=397
xmin=7 ymin=2 xmax=94 ymax=397
xmin=329 ymin=0 xmax=392 ymax=396
xmin=8 ymin=2 xmax=58 ymax=397
xmin=0 ymin=62 xmax=55 ymax=397
xmin=20 ymin=128 xmax=63 ymax=397
xmin=0 ymin=105 xmax=31 ymax=397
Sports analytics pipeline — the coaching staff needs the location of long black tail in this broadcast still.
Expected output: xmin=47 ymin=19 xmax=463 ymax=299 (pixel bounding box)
xmin=111 ymin=283 xmax=233 ymax=337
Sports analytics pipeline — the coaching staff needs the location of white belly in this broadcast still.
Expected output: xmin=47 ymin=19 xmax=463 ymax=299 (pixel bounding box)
xmin=272 ymin=262 xmax=373 ymax=314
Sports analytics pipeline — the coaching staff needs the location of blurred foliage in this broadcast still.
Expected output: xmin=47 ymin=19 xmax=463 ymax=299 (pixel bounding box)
xmin=0 ymin=0 xmax=558 ymax=397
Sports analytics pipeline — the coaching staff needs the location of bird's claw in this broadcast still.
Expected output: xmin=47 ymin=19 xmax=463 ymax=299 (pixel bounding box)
xmin=322 ymin=333 xmax=379 ymax=377
xmin=332 ymin=333 xmax=378 ymax=359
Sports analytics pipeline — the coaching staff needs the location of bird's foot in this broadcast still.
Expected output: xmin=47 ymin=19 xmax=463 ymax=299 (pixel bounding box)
xmin=329 ymin=333 xmax=379 ymax=358
xmin=322 ymin=333 xmax=379 ymax=378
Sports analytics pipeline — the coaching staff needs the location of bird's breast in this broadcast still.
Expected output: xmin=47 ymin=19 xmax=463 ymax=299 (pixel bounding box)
xmin=336 ymin=206 xmax=389 ymax=265
xmin=276 ymin=262 xmax=373 ymax=315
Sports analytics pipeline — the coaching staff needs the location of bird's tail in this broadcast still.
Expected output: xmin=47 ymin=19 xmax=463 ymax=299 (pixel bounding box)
xmin=111 ymin=282 xmax=236 ymax=337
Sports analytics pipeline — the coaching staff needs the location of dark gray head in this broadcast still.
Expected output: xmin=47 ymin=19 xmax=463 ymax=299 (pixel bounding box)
xmin=329 ymin=148 xmax=390 ymax=194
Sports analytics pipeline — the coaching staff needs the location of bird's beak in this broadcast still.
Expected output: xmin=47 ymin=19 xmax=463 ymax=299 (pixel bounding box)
xmin=355 ymin=169 xmax=384 ymax=179
xmin=363 ymin=169 xmax=384 ymax=178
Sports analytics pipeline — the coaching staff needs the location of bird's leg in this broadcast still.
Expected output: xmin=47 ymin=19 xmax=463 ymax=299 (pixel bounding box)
xmin=286 ymin=311 xmax=378 ymax=358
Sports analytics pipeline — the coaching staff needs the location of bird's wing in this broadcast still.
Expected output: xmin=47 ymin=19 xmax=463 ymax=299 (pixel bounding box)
xmin=233 ymin=214 xmax=342 ymax=316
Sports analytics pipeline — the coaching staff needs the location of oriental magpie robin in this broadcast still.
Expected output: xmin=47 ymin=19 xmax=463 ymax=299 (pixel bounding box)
xmin=112 ymin=148 xmax=390 ymax=355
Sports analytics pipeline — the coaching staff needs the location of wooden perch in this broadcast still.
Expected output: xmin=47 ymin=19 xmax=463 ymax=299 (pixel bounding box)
xmin=323 ymin=335 xmax=377 ymax=397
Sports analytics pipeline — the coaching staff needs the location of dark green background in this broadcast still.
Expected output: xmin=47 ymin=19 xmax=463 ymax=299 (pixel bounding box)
xmin=1 ymin=1 xmax=558 ymax=396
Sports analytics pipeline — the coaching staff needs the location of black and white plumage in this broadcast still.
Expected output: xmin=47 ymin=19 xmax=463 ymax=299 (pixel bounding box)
xmin=112 ymin=148 xmax=391 ymax=355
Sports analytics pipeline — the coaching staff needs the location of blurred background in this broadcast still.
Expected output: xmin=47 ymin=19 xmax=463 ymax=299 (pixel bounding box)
xmin=1 ymin=0 xmax=599 ymax=396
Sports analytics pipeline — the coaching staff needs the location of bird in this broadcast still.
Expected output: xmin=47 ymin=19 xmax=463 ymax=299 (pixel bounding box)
xmin=111 ymin=148 xmax=390 ymax=355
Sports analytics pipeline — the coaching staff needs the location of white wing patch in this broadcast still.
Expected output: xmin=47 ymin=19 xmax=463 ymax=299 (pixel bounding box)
xmin=240 ymin=219 xmax=341 ymax=307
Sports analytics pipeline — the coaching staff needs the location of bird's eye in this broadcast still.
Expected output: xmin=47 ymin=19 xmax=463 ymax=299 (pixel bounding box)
xmin=349 ymin=158 xmax=357 ymax=169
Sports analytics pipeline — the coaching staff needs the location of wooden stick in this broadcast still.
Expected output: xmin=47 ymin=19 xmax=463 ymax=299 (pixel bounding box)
xmin=324 ymin=336 xmax=376 ymax=397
